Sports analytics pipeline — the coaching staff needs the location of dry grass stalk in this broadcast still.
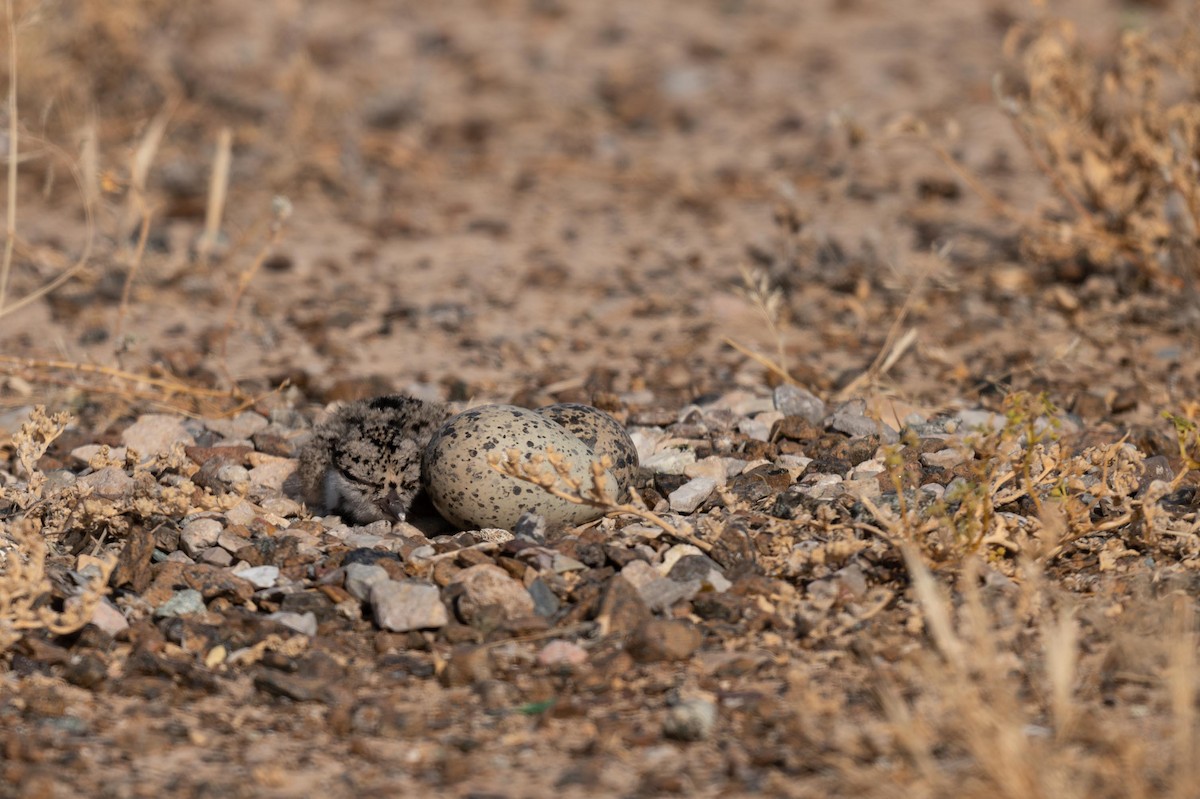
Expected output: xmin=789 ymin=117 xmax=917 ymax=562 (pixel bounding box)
xmin=0 ymin=0 xmax=18 ymax=314
xmin=0 ymin=354 xmax=282 ymax=417
xmin=197 ymin=125 xmax=233 ymax=265
xmin=488 ymin=446 xmax=714 ymax=553
xmin=112 ymin=205 xmax=153 ymax=347
xmin=1168 ymin=594 xmax=1197 ymax=799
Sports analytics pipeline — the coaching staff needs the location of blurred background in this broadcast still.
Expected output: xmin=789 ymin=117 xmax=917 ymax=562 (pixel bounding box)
xmin=0 ymin=0 xmax=1193 ymax=427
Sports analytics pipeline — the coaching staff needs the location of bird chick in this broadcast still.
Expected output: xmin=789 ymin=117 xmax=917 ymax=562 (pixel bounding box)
xmin=297 ymin=394 xmax=449 ymax=524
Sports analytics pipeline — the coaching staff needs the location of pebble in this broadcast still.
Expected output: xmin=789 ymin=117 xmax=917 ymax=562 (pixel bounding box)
xmin=621 ymin=561 xmax=700 ymax=611
xmin=248 ymin=458 xmax=298 ymax=493
xmin=180 ymin=518 xmax=223 ymax=557
xmin=224 ymin=501 xmax=258 ymax=527
xmin=198 ymin=547 xmax=233 ymax=567
xmin=216 ymin=530 xmax=251 ymax=554
xmin=121 ymin=414 xmax=195 ymax=460
xmin=668 ymin=476 xmax=716 ymax=513
xmin=88 ymin=599 xmax=129 ymax=636
xmin=154 ymin=589 xmax=206 ymax=618
xmin=77 ymin=467 xmax=135 ymax=500
xmin=627 ymin=429 xmax=664 ymax=463
xmin=627 ymin=619 xmax=702 ymax=662
xmin=204 ymin=412 xmax=269 ymax=441
xmin=663 ymin=699 xmax=717 ymax=742
xmin=343 ymin=563 xmax=389 ymax=602
xmin=537 ymin=640 xmax=588 ymax=667
xmin=773 ymin=384 xmax=826 ymax=424
xmin=215 ymin=462 xmax=251 ymax=488
xmin=739 ymin=411 xmax=782 ymax=442
xmin=267 ymin=611 xmax=318 ymax=637
xmin=527 ymin=578 xmax=560 ymax=617
xmin=449 ymin=564 xmax=535 ymax=622
xmin=235 ymin=565 xmax=280 ymax=589
xmin=70 ymin=445 xmax=128 ymax=466
xmin=369 ymin=580 xmax=448 ymax=632
xmin=683 ymin=457 xmax=738 ymax=483
xmin=642 ymin=448 xmax=696 ymax=475
xmin=827 ymin=400 xmax=899 ymax=442
xmin=921 ymin=448 xmax=967 ymax=470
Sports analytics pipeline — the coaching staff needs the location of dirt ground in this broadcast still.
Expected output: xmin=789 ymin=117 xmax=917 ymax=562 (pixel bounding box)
xmin=2 ymin=0 xmax=1200 ymax=796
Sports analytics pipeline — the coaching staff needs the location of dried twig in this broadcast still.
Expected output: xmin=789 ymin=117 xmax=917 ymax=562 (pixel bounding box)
xmin=0 ymin=0 xmax=17 ymax=313
xmin=488 ymin=447 xmax=713 ymax=552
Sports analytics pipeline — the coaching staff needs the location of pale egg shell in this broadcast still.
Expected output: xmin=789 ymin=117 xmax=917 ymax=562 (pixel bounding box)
xmin=535 ymin=403 xmax=639 ymax=496
xmin=422 ymin=405 xmax=619 ymax=530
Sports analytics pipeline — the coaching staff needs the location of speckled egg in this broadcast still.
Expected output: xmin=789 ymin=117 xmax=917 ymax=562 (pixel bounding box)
xmin=422 ymin=404 xmax=621 ymax=530
xmin=535 ymin=403 xmax=639 ymax=497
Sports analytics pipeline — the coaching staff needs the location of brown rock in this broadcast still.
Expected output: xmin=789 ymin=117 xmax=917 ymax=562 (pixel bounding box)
xmin=145 ymin=562 xmax=256 ymax=606
xmin=627 ymin=619 xmax=702 ymax=662
xmin=595 ymin=576 xmax=650 ymax=636
xmin=185 ymin=445 xmax=253 ymax=467
xmin=449 ymin=564 xmax=535 ymax=624
xmin=112 ymin=524 xmax=156 ymax=592
xmin=440 ymin=644 xmax=492 ymax=687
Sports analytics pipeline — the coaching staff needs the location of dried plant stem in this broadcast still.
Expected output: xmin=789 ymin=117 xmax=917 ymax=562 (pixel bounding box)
xmin=113 ymin=205 xmax=154 ymax=345
xmin=489 ymin=448 xmax=713 ymax=553
xmin=0 ymin=132 xmax=96 ymax=321
xmin=0 ymin=0 xmax=17 ymax=314
xmin=0 ymin=355 xmax=232 ymax=397
xmin=1169 ymin=594 xmax=1196 ymax=799
xmin=722 ymin=336 xmax=793 ymax=385
xmin=198 ymin=126 xmax=232 ymax=264
xmin=923 ymin=133 xmax=1025 ymax=223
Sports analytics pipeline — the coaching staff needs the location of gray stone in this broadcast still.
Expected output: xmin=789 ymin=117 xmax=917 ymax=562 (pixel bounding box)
xmin=77 ymin=467 xmax=135 ymax=500
xmin=215 ymin=462 xmax=251 ymax=488
xmin=668 ymin=476 xmax=716 ymax=513
xmin=920 ymin=447 xmax=967 ymax=470
xmin=154 ymin=589 xmax=205 ymax=618
xmin=197 ymin=546 xmax=233 ymax=567
xmin=266 ymin=611 xmax=317 ymax=637
xmin=449 ymin=564 xmax=535 ymax=622
xmin=663 ymin=699 xmax=717 ymax=741
xmin=180 ymin=518 xmax=223 ymax=557
xmin=260 ymin=496 xmax=302 ymax=517
xmin=0 ymin=406 xmax=34 ymax=436
xmin=552 ymin=554 xmax=587 ymax=573
xmin=621 ymin=561 xmax=700 ymax=611
xmin=827 ymin=400 xmax=899 ymax=442
xmin=774 ymin=384 xmax=826 ymax=424
xmin=235 ymin=565 xmax=280 ymax=589
xmin=370 ymin=580 xmax=448 ymax=632
xmin=639 ymin=578 xmax=701 ymax=611
xmin=737 ymin=416 xmax=774 ymax=442
xmin=343 ymin=563 xmax=389 ymax=602
xmin=248 ymin=458 xmax=298 ymax=493
xmin=224 ymin=501 xmax=258 ymax=526
xmin=70 ymin=445 xmax=128 ymax=466
xmin=204 ymin=412 xmax=269 ymax=441
xmin=527 ymin=578 xmax=560 ymax=617
xmin=216 ymin=530 xmax=251 ymax=554
xmin=953 ymin=409 xmax=1006 ymax=433
xmin=121 ymin=414 xmax=195 ymax=460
